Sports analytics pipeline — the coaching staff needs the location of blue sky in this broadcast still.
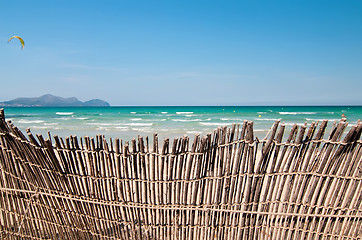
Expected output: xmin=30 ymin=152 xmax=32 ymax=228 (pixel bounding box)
xmin=1 ymin=0 xmax=361 ymax=105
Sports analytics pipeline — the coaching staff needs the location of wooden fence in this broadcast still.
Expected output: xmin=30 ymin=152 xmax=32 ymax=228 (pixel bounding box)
xmin=0 ymin=108 xmax=361 ymax=239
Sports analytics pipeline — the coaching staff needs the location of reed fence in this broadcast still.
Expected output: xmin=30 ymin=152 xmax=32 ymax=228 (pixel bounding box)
xmin=0 ymin=108 xmax=361 ymax=239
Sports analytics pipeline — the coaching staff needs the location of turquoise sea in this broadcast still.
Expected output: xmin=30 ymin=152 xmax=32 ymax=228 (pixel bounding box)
xmin=2 ymin=106 xmax=361 ymax=142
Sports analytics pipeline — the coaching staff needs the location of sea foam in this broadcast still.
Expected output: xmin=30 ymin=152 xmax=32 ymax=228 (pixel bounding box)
xmin=199 ymin=122 xmax=232 ymax=126
xmin=279 ymin=112 xmax=317 ymax=115
xmin=122 ymin=123 xmax=153 ymax=126
xmin=254 ymin=118 xmax=281 ymax=121
xmin=56 ymin=112 xmax=74 ymax=115
xmin=176 ymin=112 xmax=193 ymax=115
xmin=18 ymin=120 xmax=44 ymax=124
xmin=172 ymin=119 xmax=203 ymax=122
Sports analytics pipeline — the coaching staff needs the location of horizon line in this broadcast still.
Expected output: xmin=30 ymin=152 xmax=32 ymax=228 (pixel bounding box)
xmin=111 ymin=104 xmax=362 ymax=107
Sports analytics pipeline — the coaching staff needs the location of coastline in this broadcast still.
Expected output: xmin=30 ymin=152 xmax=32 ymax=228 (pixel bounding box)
xmin=1 ymin=106 xmax=361 ymax=143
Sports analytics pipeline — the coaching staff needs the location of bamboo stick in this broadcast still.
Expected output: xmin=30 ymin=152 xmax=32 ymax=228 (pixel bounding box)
xmin=0 ymin=109 xmax=361 ymax=240
xmin=266 ymin=123 xmax=297 ymax=238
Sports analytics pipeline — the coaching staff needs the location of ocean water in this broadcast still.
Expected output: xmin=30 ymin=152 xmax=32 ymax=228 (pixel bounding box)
xmin=2 ymin=106 xmax=361 ymax=142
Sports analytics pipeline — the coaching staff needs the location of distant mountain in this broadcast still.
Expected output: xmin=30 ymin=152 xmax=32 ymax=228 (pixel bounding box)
xmin=0 ymin=94 xmax=110 ymax=107
xmin=83 ymin=99 xmax=110 ymax=107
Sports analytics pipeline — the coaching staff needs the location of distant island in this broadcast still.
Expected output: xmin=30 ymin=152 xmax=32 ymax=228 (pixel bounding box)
xmin=0 ymin=94 xmax=110 ymax=107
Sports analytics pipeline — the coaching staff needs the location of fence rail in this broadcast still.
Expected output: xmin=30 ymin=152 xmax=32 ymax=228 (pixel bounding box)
xmin=0 ymin=109 xmax=361 ymax=239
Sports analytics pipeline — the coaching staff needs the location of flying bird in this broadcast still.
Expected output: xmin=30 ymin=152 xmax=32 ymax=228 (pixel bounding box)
xmin=8 ymin=36 xmax=25 ymax=49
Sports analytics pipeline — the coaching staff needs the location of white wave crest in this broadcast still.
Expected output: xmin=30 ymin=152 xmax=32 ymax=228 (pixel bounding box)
xmin=283 ymin=123 xmax=304 ymax=126
xmin=122 ymin=123 xmax=153 ymax=126
xmin=32 ymin=126 xmax=61 ymax=130
xmin=254 ymin=118 xmax=280 ymax=121
xmin=305 ymin=118 xmax=340 ymax=121
xmin=221 ymin=118 xmax=239 ymax=121
xmin=56 ymin=112 xmax=74 ymax=115
xmin=279 ymin=112 xmax=317 ymax=115
xmin=18 ymin=120 xmax=44 ymax=124
xmin=44 ymin=123 xmax=59 ymax=126
xmin=87 ymin=122 xmax=120 ymax=126
xmin=116 ymin=126 xmax=128 ymax=129
xmin=172 ymin=119 xmax=203 ymax=122
xmin=187 ymin=131 xmax=202 ymax=134
xmin=199 ymin=122 xmax=232 ymax=126
xmin=176 ymin=112 xmax=193 ymax=114
xmin=131 ymin=127 xmax=152 ymax=132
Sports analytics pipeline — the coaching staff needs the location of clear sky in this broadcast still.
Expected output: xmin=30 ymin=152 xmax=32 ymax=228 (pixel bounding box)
xmin=1 ymin=0 xmax=361 ymax=106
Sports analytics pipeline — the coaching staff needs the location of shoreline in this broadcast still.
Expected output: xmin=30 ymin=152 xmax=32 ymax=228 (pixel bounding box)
xmin=1 ymin=106 xmax=360 ymax=143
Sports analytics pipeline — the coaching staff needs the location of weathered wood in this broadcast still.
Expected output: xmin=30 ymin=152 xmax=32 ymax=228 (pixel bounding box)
xmin=0 ymin=108 xmax=4 ymax=119
xmin=0 ymin=110 xmax=360 ymax=240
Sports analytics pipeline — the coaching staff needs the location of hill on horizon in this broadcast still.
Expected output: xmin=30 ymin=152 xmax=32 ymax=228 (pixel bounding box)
xmin=0 ymin=94 xmax=110 ymax=107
